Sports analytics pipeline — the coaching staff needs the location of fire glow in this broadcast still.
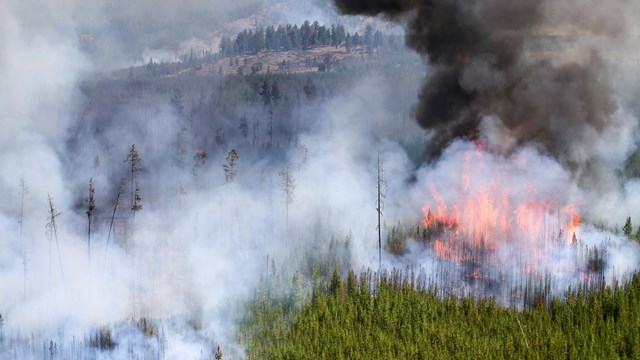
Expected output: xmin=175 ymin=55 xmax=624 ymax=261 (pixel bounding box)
xmin=420 ymin=141 xmax=581 ymax=269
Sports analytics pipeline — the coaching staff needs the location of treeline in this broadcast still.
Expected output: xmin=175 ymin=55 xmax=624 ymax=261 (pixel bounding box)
xmin=220 ymin=21 xmax=401 ymax=56
xmin=241 ymin=269 xmax=640 ymax=359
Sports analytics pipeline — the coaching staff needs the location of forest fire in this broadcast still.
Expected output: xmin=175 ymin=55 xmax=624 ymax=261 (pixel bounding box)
xmin=420 ymin=142 xmax=581 ymax=270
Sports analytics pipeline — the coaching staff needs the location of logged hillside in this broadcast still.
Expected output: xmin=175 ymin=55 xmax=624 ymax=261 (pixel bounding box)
xmin=109 ymin=22 xmax=415 ymax=79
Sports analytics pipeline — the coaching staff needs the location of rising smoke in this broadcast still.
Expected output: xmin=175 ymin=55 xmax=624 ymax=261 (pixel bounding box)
xmin=0 ymin=0 xmax=426 ymax=355
xmin=333 ymin=0 xmax=640 ymax=306
xmin=334 ymin=0 xmax=640 ymax=188
xmin=1 ymin=0 xmax=640 ymax=357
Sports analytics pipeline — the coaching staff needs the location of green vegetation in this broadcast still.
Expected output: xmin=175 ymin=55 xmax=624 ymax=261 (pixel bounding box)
xmin=219 ymin=22 xmax=403 ymax=56
xmin=240 ymin=269 xmax=640 ymax=359
xmin=622 ymin=216 xmax=640 ymax=245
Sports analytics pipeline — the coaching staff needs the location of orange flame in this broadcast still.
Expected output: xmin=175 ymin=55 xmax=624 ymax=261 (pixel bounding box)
xmin=421 ymin=143 xmax=580 ymax=267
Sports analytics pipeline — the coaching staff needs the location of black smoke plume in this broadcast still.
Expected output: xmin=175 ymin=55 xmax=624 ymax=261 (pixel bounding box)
xmin=334 ymin=0 xmax=633 ymax=185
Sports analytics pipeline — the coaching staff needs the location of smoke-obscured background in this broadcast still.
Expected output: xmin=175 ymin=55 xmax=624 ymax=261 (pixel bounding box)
xmin=1 ymin=0 xmax=640 ymax=358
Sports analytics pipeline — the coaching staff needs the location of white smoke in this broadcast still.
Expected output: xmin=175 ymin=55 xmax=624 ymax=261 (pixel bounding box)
xmin=1 ymin=0 xmax=640 ymax=358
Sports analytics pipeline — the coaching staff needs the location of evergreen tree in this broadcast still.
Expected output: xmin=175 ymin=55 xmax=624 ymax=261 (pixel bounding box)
xmin=220 ymin=35 xmax=232 ymax=56
xmin=277 ymin=25 xmax=291 ymax=50
xmin=238 ymin=116 xmax=249 ymax=144
xmin=345 ymin=33 xmax=353 ymax=52
xmin=170 ymin=88 xmax=184 ymax=115
xmin=289 ymin=25 xmax=301 ymax=49
xmin=336 ymin=24 xmax=346 ymax=46
xmin=301 ymin=20 xmax=312 ymax=50
xmin=330 ymin=24 xmax=338 ymax=47
xmin=364 ymin=24 xmax=374 ymax=55
xmin=623 ymin=216 xmax=633 ymax=239
xmin=265 ymin=26 xmax=275 ymax=50
xmin=253 ymin=29 xmax=265 ymax=53
xmin=271 ymin=82 xmax=281 ymax=104
xmin=223 ymin=149 xmax=239 ymax=183
xmin=259 ymin=80 xmax=271 ymax=106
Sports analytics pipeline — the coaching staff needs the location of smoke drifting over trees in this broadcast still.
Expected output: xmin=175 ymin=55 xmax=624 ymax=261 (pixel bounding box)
xmin=334 ymin=0 xmax=640 ymax=187
xmin=1 ymin=0 xmax=640 ymax=358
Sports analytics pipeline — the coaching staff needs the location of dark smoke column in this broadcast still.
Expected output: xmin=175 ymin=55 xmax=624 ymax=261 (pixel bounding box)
xmin=334 ymin=0 xmax=627 ymax=183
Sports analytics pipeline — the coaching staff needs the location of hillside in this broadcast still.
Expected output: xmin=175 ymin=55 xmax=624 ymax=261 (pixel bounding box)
xmin=199 ymin=45 xmax=388 ymax=76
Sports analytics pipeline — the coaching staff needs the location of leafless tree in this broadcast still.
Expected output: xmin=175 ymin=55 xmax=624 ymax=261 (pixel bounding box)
xmin=18 ymin=178 xmax=28 ymax=245
xmin=279 ymin=165 xmax=296 ymax=256
xmin=376 ymin=151 xmax=386 ymax=270
xmin=104 ymin=173 xmax=126 ymax=268
xmin=86 ymin=178 xmax=95 ymax=265
xmin=46 ymin=194 xmax=65 ymax=282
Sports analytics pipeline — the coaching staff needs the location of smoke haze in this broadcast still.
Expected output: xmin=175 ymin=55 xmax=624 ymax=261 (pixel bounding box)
xmin=334 ymin=0 xmax=640 ymax=188
xmin=1 ymin=0 xmax=640 ymax=358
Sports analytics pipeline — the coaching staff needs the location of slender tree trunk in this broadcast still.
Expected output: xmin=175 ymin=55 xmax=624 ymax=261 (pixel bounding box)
xmin=377 ymin=190 xmax=381 ymax=270
xmin=88 ymin=216 xmax=91 ymax=266
xmin=104 ymin=174 xmax=125 ymax=268
xmin=376 ymin=152 xmax=385 ymax=270
xmin=131 ymin=210 xmax=136 ymax=317
xmin=22 ymin=252 xmax=28 ymax=302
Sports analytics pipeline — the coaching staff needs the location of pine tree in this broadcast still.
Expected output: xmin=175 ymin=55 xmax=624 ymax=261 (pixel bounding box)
xmin=170 ymin=88 xmax=184 ymax=115
xmin=623 ymin=217 xmax=633 ymax=239
xmin=223 ymin=149 xmax=239 ymax=183
xmin=239 ymin=116 xmax=249 ymax=144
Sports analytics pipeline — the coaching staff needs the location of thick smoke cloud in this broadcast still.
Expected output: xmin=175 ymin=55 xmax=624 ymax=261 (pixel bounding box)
xmin=334 ymin=0 xmax=640 ymax=187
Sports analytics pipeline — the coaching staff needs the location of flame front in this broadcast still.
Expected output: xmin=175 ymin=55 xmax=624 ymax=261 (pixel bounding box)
xmin=421 ymin=142 xmax=580 ymax=270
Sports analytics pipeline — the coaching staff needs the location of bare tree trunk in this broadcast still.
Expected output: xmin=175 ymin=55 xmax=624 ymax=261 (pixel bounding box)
xmin=86 ymin=178 xmax=95 ymax=268
xmin=104 ymin=174 xmax=126 ymax=268
xmin=376 ymin=152 xmax=385 ymax=271
xmin=47 ymin=194 xmax=65 ymax=282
